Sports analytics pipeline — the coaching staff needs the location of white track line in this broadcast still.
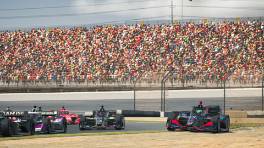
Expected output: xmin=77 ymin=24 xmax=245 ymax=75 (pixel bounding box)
xmin=0 ymin=88 xmax=261 ymax=101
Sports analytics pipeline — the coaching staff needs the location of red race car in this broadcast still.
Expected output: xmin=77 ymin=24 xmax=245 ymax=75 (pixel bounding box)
xmin=58 ymin=107 xmax=80 ymax=125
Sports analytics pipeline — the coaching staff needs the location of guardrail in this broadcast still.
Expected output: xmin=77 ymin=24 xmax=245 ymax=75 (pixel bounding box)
xmin=117 ymin=110 xmax=264 ymax=118
xmin=119 ymin=110 xmax=161 ymax=117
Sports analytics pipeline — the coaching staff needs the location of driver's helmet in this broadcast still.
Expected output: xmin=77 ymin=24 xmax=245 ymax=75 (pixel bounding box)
xmin=5 ymin=107 xmax=11 ymax=111
xmin=60 ymin=106 xmax=66 ymax=111
xmin=199 ymin=101 xmax=203 ymax=105
xmin=32 ymin=106 xmax=37 ymax=112
xmin=99 ymin=105 xmax=105 ymax=112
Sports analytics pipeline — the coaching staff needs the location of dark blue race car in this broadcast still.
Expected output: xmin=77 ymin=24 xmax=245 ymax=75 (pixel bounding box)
xmin=167 ymin=105 xmax=230 ymax=133
xmin=0 ymin=111 xmax=35 ymax=136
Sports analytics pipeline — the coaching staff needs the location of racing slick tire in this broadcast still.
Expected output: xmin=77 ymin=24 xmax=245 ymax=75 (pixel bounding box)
xmin=167 ymin=127 xmax=176 ymax=131
xmin=166 ymin=120 xmax=175 ymax=131
xmin=21 ymin=118 xmax=35 ymax=135
xmin=62 ymin=118 xmax=67 ymax=133
xmin=213 ymin=119 xmax=221 ymax=133
xmin=79 ymin=115 xmax=86 ymax=130
xmin=1 ymin=118 xmax=14 ymax=136
xmin=79 ymin=122 xmax=86 ymax=130
xmin=30 ymin=119 xmax=35 ymax=135
xmin=43 ymin=118 xmax=52 ymax=134
xmin=115 ymin=115 xmax=125 ymax=130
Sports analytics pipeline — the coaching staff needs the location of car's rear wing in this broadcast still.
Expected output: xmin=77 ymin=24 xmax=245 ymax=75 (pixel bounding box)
xmin=40 ymin=111 xmax=58 ymax=116
xmin=0 ymin=111 xmax=28 ymax=117
xmin=83 ymin=110 xmax=121 ymax=117
xmin=28 ymin=111 xmax=58 ymax=116
xmin=84 ymin=111 xmax=94 ymax=117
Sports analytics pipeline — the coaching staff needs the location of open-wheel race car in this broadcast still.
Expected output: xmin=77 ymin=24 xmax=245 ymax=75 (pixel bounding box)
xmin=167 ymin=105 xmax=230 ymax=133
xmin=0 ymin=111 xmax=35 ymax=136
xmin=58 ymin=107 xmax=80 ymax=125
xmin=79 ymin=106 xmax=125 ymax=130
xmin=29 ymin=111 xmax=67 ymax=134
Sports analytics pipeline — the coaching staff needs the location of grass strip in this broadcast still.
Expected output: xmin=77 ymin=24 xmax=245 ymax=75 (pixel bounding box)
xmin=230 ymin=123 xmax=264 ymax=129
xmin=0 ymin=130 xmax=165 ymax=141
xmin=1 ymin=123 xmax=264 ymax=141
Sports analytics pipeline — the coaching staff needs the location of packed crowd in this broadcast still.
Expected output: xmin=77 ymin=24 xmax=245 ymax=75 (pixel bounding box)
xmin=0 ymin=20 xmax=263 ymax=84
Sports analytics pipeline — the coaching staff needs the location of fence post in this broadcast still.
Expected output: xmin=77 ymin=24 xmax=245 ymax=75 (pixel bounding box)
xmin=161 ymin=80 xmax=163 ymax=111
xmin=163 ymin=81 xmax=166 ymax=112
xmin=224 ymin=80 xmax=226 ymax=114
xmin=133 ymin=82 xmax=136 ymax=111
xmin=133 ymin=72 xmax=145 ymax=111
xmin=261 ymin=74 xmax=264 ymax=111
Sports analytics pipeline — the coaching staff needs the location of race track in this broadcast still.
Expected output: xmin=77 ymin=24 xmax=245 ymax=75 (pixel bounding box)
xmin=66 ymin=121 xmax=165 ymax=134
xmin=0 ymin=97 xmax=261 ymax=112
xmin=0 ymin=89 xmax=262 ymax=133
xmin=0 ymin=96 xmax=261 ymax=133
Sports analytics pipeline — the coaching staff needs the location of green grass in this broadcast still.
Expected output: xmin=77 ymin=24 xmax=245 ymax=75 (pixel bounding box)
xmin=0 ymin=130 xmax=165 ymax=141
xmin=1 ymin=123 xmax=264 ymax=141
xmin=230 ymin=123 xmax=264 ymax=129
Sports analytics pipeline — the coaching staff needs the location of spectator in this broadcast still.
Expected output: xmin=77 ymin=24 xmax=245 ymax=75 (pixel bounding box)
xmin=0 ymin=20 xmax=262 ymax=85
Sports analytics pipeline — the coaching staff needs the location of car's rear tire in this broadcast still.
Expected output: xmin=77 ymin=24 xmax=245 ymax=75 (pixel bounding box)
xmin=30 ymin=120 xmax=35 ymax=135
xmin=62 ymin=118 xmax=67 ymax=133
xmin=21 ymin=118 xmax=35 ymax=135
xmin=28 ymin=119 xmax=35 ymax=135
xmin=43 ymin=118 xmax=52 ymax=134
xmin=79 ymin=123 xmax=85 ymax=130
xmin=79 ymin=115 xmax=86 ymax=130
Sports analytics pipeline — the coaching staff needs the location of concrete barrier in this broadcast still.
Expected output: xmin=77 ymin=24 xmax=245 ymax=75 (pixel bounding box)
xmin=126 ymin=117 xmax=264 ymax=124
xmin=247 ymin=111 xmax=264 ymax=118
xmin=121 ymin=110 xmax=160 ymax=117
xmin=125 ymin=117 xmax=166 ymax=122
xmin=226 ymin=110 xmax=247 ymax=118
xmin=0 ymin=88 xmax=261 ymax=101
xmin=121 ymin=110 xmax=250 ymax=118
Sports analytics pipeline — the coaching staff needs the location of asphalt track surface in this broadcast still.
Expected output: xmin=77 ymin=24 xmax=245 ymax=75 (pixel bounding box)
xmin=0 ymin=89 xmax=262 ymax=133
xmin=0 ymin=88 xmax=262 ymax=111
xmin=0 ymin=97 xmax=262 ymax=112
xmin=0 ymin=121 xmax=165 ymax=135
xmin=0 ymin=97 xmax=261 ymax=134
xmin=66 ymin=121 xmax=165 ymax=134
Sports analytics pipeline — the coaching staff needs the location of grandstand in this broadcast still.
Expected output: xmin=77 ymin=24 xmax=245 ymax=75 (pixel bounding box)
xmin=0 ymin=17 xmax=263 ymax=91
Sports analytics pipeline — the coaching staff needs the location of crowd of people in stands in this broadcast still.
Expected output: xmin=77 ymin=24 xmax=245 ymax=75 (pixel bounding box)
xmin=0 ymin=20 xmax=263 ymax=84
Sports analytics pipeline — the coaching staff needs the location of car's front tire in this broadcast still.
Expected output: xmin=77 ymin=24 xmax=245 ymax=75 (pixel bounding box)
xmin=166 ymin=120 xmax=176 ymax=131
xmin=115 ymin=115 xmax=125 ymax=130
xmin=1 ymin=118 xmax=13 ymax=136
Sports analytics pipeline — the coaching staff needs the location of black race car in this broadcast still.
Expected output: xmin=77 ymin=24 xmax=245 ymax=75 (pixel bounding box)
xmin=0 ymin=111 xmax=35 ymax=136
xmin=167 ymin=105 xmax=230 ymax=133
xmin=79 ymin=108 xmax=125 ymax=130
